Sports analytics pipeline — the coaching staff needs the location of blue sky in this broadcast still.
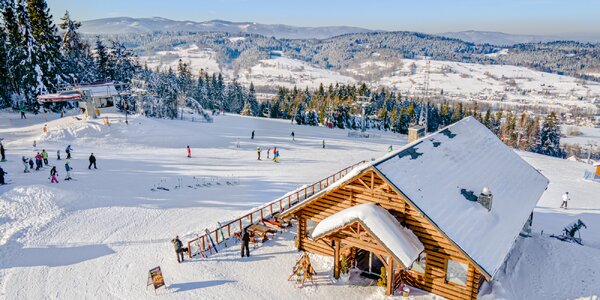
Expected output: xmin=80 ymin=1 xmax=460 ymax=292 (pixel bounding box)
xmin=47 ymin=0 xmax=598 ymax=35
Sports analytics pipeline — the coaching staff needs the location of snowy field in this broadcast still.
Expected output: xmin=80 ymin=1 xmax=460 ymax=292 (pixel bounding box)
xmin=1 ymin=110 xmax=599 ymax=299
xmin=139 ymin=45 xmax=600 ymax=112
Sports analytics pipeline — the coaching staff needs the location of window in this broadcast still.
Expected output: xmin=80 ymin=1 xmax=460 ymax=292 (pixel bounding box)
xmin=410 ymin=252 xmax=426 ymax=273
xmin=446 ymin=259 xmax=468 ymax=286
xmin=306 ymin=219 xmax=317 ymax=237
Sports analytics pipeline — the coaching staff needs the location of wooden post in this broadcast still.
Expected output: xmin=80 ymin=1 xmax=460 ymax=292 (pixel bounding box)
xmin=288 ymin=196 xmax=291 ymax=208
xmin=227 ymin=224 xmax=231 ymax=237
xmin=201 ymin=236 xmax=205 ymax=252
xmin=386 ymin=257 xmax=394 ymax=296
xmin=260 ymin=208 xmax=264 ymax=220
xmin=269 ymin=204 xmax=273 ymax=216
xmin=249 ymin=213 xmax=253 ymax=224
xmin=239 ymin=219 xmax=243 ymax=231
xmin=333 ymin=239 xmax=341 ymax=279
xmin=188 ymin=241 xmax=193 ymax=258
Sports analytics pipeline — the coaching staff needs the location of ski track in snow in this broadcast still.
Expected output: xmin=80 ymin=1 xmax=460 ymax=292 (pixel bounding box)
xmin=0 ymin=109 xmax=599 ymax=299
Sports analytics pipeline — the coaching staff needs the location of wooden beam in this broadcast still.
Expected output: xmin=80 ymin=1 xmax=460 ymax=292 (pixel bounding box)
xmin=386 ymin=256 xmax=394 ymax=296
xmin=333 ymin=239 xmax=341 ymax=279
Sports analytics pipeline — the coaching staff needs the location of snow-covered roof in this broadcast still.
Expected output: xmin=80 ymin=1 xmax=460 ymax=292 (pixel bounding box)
xmin=76 ymin=84 xmax=118 ymax=98
xmin=374 ymin=116 xmax=549 ymax=279
xmin=312 ymin=203 xmax=424 ymax=268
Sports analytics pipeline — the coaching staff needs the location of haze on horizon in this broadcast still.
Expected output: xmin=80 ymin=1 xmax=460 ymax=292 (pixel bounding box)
xmin=48 ymin=0 xmax=599 ymax=38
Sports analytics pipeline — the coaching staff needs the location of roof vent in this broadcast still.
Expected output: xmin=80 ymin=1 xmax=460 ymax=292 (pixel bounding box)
xmin=477 ymin=187 xmax=493 ymax=211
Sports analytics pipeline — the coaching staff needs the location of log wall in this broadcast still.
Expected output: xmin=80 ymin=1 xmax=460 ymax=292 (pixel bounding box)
xmin=293 ymin=168 xmax=484 ymax=300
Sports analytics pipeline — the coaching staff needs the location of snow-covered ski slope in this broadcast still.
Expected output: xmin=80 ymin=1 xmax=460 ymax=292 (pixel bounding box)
xmin=0 ymin=110 xmax=599 ymax=299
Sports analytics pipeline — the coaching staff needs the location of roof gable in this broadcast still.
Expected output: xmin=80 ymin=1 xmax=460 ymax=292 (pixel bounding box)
xmin=312 ymin=203 xmax=424 ymax=268
xmin=374 ymin=117 xmax=549 ymax=278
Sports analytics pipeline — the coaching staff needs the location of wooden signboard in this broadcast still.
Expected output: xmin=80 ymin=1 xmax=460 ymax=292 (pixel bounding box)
xmin=147 ymin=266 xmax=165 ymax=291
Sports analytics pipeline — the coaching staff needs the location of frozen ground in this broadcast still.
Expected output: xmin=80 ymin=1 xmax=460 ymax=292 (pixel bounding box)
xmin=0 ymin=110 xmax=599 ymax=299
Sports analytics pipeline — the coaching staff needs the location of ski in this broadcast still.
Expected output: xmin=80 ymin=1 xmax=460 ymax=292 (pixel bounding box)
xmin=205 ymin=228 xmax=218 ymax=253
xmin=217 ymin=222 xmax=228 ymax=247
xmin=195 ymin=234 xmax=206 ymax=258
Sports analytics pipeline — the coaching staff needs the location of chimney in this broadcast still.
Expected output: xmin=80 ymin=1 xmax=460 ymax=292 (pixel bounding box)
xmin=408 ymin=125 xmax=426 ymax=143
xmin=477 ymin=187 xmax=493 ymax=211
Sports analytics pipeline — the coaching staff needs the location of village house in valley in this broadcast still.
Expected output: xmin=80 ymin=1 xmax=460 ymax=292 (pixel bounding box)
xmin=281 ymin=117 xmax=549 ymax=299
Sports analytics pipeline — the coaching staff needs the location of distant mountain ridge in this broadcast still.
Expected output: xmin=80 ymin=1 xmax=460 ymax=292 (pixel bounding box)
xmin=437 ymin=30 xmax=562 ymax=46
xmin=80 ymin=17 xmax=375 ymax=39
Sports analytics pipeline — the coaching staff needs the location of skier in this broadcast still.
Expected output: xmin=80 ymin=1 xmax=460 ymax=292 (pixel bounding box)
xmin=33 ymin=140 xmax=36 ymax=149
xmin=65 ymin=145 xmax=72 ymax=159
xmin=322 ymin=140 xmax=325 ymax=149
xmin=43 ymin=124 xmax=48 ymax=133
xmin=257 ymin=147 xmax=261 ymax=160
xmin=57 ymin=150 xmax=61 ymax=160
xmin=560 ymin=192 xmax=570 ymax=209
xmin=388 ymin=145 xmax=393 ymax=152
xmin=274 ymin=150 xmax=280 ymax=163
xmin=0 ymin=142 xmax=5 ymax=161
xmin=187 ymin=146 xmax=191 ymax=158
xmin=0 ymin=166 xmax=6 ymax=185
xmin=50 ymin=166 xmax=58 ymax=183
xmin=60 ymin=108 xmax=65 ymax=118
xmin=64 ymin=159 xmax=72 ymax=180
xmin=35 ymin=153 xmax=43 ymax=171
xmin=88 ymin=153 xmax=97 ymax=169
xmin=20 ymin=106 xmax=26 ymax=119
xmin=172 ymin=236 xmax=184 ymax=263
xmin=291 ymin=131 xmax=295 ymax=141
xmin=22 ymin=156 xmax=30 ymax=173
xmin=267 ymin=148 xmax=271 ymax=159
xmin=42 ymin=149 xmax=49 ymax=165
xmin=28 ymin=158 xmax=34 ymax=170
xmin=251 ymin=130 xmax=255 ymax=140
xmin=241 ymin=227 xmax=250 ymax=257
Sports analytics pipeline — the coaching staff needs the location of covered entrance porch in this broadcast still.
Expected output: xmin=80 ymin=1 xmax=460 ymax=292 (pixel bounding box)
xmin=310 ymin=203 xmax=424 ymax=296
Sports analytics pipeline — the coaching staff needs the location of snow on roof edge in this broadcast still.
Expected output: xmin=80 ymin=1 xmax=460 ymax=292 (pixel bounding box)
xmin=312 ymin=203 xmax=424 ymax=268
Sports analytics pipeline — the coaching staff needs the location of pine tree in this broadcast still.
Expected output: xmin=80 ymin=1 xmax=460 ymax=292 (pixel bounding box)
xmin=2 ymin=0 xmax=22 ymax=96
xmin=536 ymin=112 xmax=562 ymax=157
xmin=240 ymin=101 xmax=252 ymax=116
xmin=26 ymin=0 xmax=61 ymax=92
xmin=109 ymin=39 xmax=135 ymax=83
xmin=94 ymin=36 xmax=110 ymax=81
xmin=247 ymin=82 xmax=259 ymax=116
xmin=0 ymin=4 xmax=10 ymax=106
xmin=17 ymin=0 xmax=45 ymax=103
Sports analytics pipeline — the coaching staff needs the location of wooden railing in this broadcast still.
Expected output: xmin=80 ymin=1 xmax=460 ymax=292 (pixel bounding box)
xmin=187 ymin=160 xmax=367 ymax=258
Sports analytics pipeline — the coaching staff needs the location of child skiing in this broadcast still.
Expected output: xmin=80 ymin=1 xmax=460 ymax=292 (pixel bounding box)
xmin=257 ymin=147 xmax=261 ymax=160
xmin=273 ymin=149 xmax=280 ymax=163
xmin=65 ymin=145 xmax=72 ymax=159
xmin=22 ymin=156 xmax=30 ymax=173
xmin=267 ymin=148 xmax=271 ymax=159
xmin=42 ymin=149 xmax=49 ymax=165
xmin=50 ymin=166 xmax=58 ymax=183
xmin=291 ymin=131 xmax=295 ymax=141
xmin=20 ymin=106 xmax=26 ymax=119
xmin=187 ymin=146 xmax=191 ymax=158
xmin=251 ymin=130 xmax=255 ymax=140
xmin=57 ymin=150 xmax=61 ymax=160
xmin=64 ymin=159 xmax=72 ymax=180
xmin=35 ymin=153 xmax=43 ymax=170
xmin=28 ymin=158 xmax=34 ymax=170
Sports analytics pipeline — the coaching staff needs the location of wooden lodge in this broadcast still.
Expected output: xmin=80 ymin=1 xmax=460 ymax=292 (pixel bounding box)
xmin=281 ymin=117 xmax=549 ymax=300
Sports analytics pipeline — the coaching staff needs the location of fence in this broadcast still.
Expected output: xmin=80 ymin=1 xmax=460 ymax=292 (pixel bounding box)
xmin=187 ymin=160 xmax=367 ymax=258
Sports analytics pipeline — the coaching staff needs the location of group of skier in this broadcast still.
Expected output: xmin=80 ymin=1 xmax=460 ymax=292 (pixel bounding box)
xmin=0 ymin=141 xmax=97 ymax=185
xmin=257 ymin=147 xmax=280 ymax=162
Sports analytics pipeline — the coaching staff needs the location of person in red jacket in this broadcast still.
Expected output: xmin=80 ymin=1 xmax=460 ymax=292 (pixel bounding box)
xmin=187 ymin=146 xmax=191 ymax=158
